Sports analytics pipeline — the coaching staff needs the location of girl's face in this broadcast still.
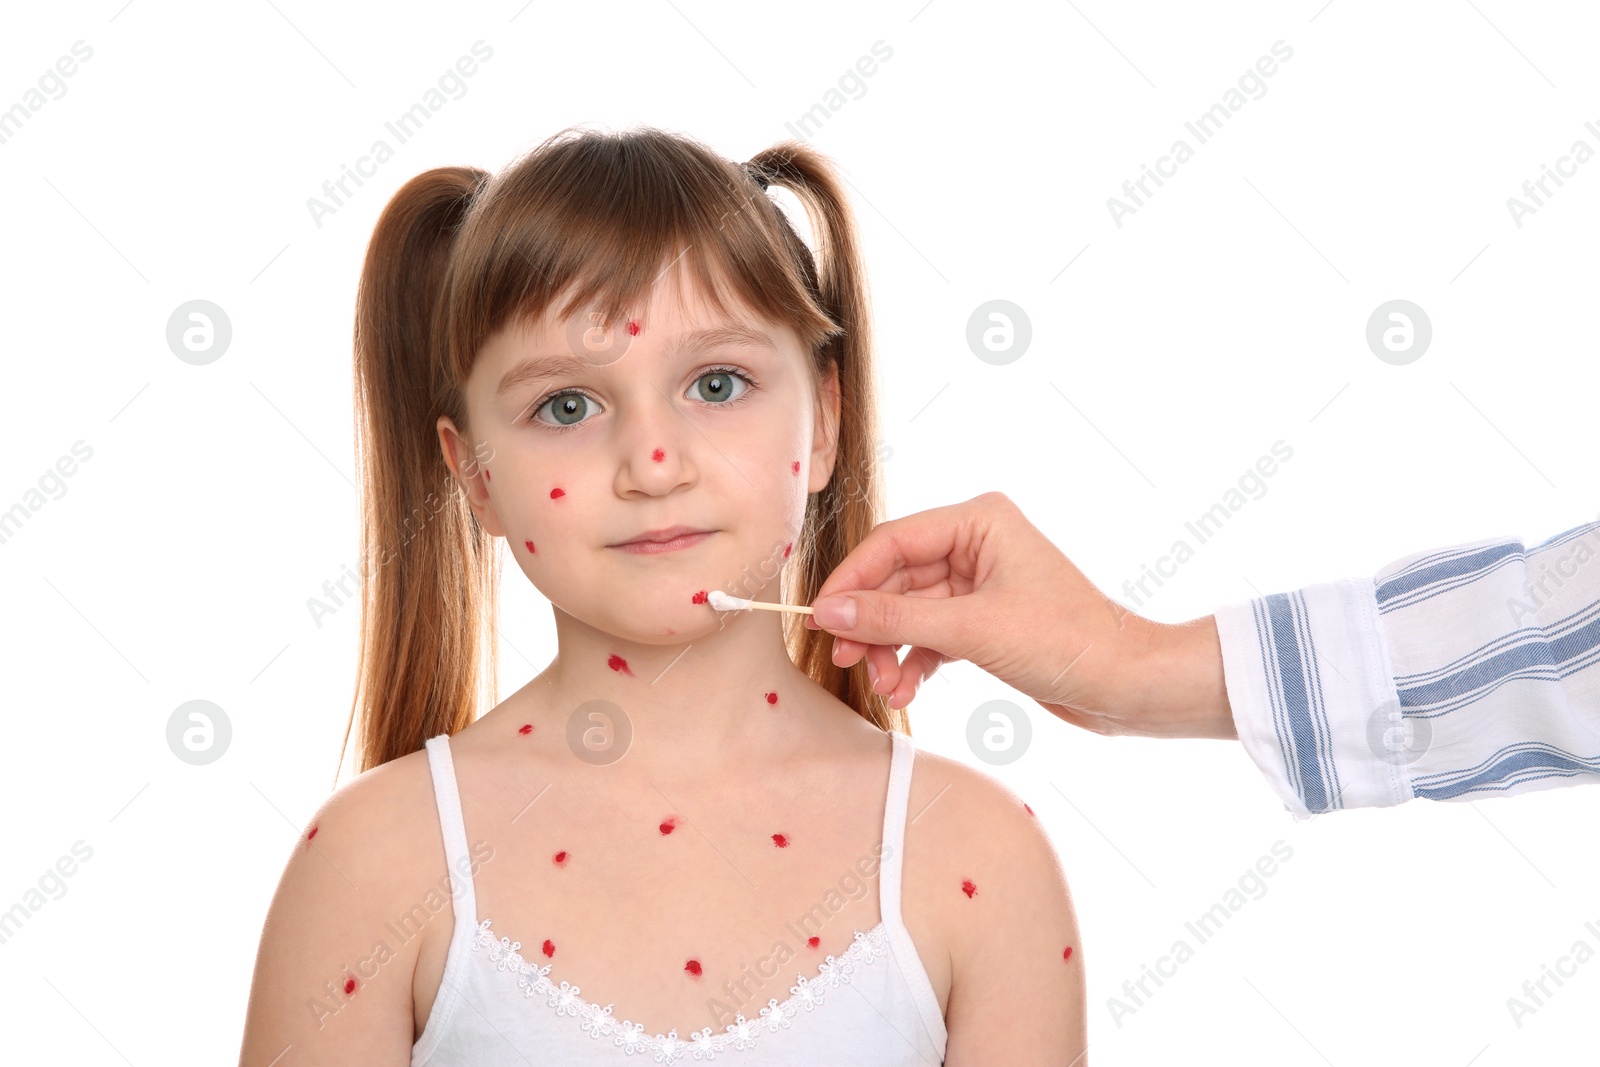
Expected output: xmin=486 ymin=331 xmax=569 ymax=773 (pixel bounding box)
xmin=439 ymin=264 xmax=841 ymax=643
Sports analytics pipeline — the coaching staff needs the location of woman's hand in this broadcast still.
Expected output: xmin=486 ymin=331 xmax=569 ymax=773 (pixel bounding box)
xmin=806 ymin=492 xmax=1237 ymax=739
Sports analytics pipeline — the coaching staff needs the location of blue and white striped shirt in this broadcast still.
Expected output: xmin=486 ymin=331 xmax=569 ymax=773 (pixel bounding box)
xmin=1213 ymin=519 xmax=1600 ymax=819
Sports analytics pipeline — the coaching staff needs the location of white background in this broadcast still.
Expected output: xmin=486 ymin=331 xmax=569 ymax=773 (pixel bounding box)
xmin=2 ymin=1 xmax=1597 ymax=1064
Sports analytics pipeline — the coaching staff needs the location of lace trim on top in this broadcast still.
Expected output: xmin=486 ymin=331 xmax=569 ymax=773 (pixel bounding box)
xmin=472 ymin=917 xmax=891 ymax=1064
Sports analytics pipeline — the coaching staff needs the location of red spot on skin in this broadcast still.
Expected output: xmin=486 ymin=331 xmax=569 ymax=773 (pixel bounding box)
xmin=550 ymin=487 xmax=565 ymax=499
xmin=782 ymin=542 xmax=792 ymax=559
xmin=627 ymin=320 xmax=640 ymax=336
xmin=307 ymin=825 xmax=318 ymax=841
xmin=525 ymin=539 xmax=536 ymax=554
xmin=771 ymin=833 xmax=789 ymax=848
xmin=691 ymin=590 xmax=709 ymax=604
xmin=484 ymin=470 xmax=490 ymax=483
xmin=961 ymin=879 xmax=978 ymax=898
xmin=765 ymin=692 xmax=778 ymax=705
xmin=343 ymin=976 xmax=357 ymax=995
xmin=553 ymin=850 xmax=568 ymax=866
xmin=659 ymin=816 xmax=678 ymax=835
xmin=807 ymin=936 xmax=821 ymax=949
xmin=791 ymin=460 xmax=801 ymax=474
xmin=1063 ymin=946 xmax=1074 ymax=962
xmin=518 ymin=723 xmax=533 ymax=735
xmin=684 ymin=959 xmax=702 ymax=977
xmin=543 ymin=939 xmax=556 ymax=958
xmin=652 ymin=448 xmax=665 ymax=462
xmin=608 ymin=654 xmax=633 ymax=676
xmin=1024 ymin=802 xmax=1034 ymax=816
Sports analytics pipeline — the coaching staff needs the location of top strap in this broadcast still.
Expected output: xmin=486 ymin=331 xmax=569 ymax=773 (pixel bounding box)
xmin=877 ymin=729 xmax=914 ymax=928
xmin=423 ymin=734 xmax=479 ymax=946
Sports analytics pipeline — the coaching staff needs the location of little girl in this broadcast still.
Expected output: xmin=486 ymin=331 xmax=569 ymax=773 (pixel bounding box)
xmin=238 ymin=126 xmax=1085 ymax=1066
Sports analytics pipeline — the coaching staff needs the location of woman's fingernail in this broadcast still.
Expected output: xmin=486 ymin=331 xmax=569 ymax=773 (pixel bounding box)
xmin=814 ymin=596 xmax=856 ymax=630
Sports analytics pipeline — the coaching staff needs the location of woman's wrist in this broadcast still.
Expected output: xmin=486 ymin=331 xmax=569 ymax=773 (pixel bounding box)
xmin=1131 ymin=615 xmax=1237 ymax=740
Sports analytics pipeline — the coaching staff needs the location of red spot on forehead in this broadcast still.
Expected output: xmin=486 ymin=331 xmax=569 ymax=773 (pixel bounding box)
xmin=765 ymin=692 xmax=778 ymax=705
xmin=961 ymin=879 xmax=978 ymax=898
xmin=518 ymin=723 xmax=533 ymax=735
xmin=542 ymin=939 xmax=556 ymax=958
xmin=627 ymin=320 xmax=640 ymax=336
xmin=652 ymin=448 xmax=665 ymax=462
xmin=691 ymin=590 xmax=709 ymax=604
xmin=1063 ymin=946 xmax=1074 ymax=962
xmin=771 ymin=833 xmax=789 ymax=847
xmin=684 ymin=959 xmax=702 ymax=977
xmin=553 ymin=850 xmax=568 ymax=865
xmin=607 ymin=654 xmax=633 ymax=676
xmin=807 ymin=936 xmax=820 ymax=949
xmin=659 ymin=816 xmax=679 ymax=835
xmin=550 ymin=487 xmax=565 ymax=499
xmin=343 ymin=976 xmax=357 ymax=995
xmin=782 ymin=542 xmax=792 ymax=559
xmin=524 ymin=539 xmax=536 ymax=554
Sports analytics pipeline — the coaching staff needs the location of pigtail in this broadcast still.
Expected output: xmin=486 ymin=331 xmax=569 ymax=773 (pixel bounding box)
xmin=338 ymin=166 xmax=499 ymax=779
xmin=747 ymin=144 xmax=907 ymax=736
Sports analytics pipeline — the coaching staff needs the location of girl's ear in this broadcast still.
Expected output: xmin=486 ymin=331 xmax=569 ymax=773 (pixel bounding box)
xmin=809 ymin=360 xmax=842 ymax=492
xmin=437 ymin=415 xmax=506 ymax=538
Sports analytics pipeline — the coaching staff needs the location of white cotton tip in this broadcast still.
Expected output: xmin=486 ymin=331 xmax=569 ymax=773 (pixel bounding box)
xmin=707 ymin=589 xmax=752 ymax=611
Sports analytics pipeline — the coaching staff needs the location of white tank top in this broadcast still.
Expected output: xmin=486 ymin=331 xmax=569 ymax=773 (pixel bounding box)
xmin=411 ymin=728 xmax=949 ymax=1066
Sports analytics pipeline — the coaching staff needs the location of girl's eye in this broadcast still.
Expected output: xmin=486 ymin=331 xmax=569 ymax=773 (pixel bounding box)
xmin=528 ymin=366 xmax=756 ymax=432
xmin=690 ymin=367 xmax=752 ymax=404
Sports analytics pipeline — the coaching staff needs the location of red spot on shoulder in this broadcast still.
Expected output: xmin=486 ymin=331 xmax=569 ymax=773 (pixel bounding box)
xmin=518 ymin=723 xmax=533 ymax=735
xmin=1063 ymin=945 xmax=1074 ymax=962
xmin=771 ymin=833 xmax=789 ymax=848
xmin=343 ymin=976 xmax=357 ymax=995
xmin=807 ymin=936 xmax=820 ymax=949
xmin=553 ymin=850 xmax=568 ymax=865
xmin=524 ymin=539 xmax=536 ymax=554
xmin=961 ymin=879 xmax=978 ymax=898
xmin=542 ymin=939 xmax=556 ymax=958
xmin=652 ymin=448 xmax=665 ymax=462
xmin=608 ymin=654 xmax=633 ymax=676
xmin=684 ymin=959 xmax=702 ymax=977
xmin=782 ymin=542 xmax=792 ymax=559
xmin=791 ymin=460 xmax=800 ymax=474
xmin=765 ymin=691 xmax=778 ymax=705
xmin=1024 ymin=802 xmax=1034 ymax=816
xmin=550 ymin=487 xmax=565 ymax=499
xmin=307 ymin=824 xmax=318 ymax=841
xmin=659 ymin=816 xmax=678 ymax=835
xmin=691 ymin=590 xmax=709 ymax=604
xmin=627 ymin=320 xmax=640 ymax=336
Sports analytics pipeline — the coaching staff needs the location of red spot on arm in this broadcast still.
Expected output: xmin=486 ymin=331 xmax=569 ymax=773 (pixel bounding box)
xmin=307 ymin=824 xmax=318 ymax=842
xmin=765 ymin=691 xmax=778 ymax=705
xmin=1024 ymin=802 xmax=1034 ymax=816
xmin=518 ymin=723 xmax=533 ymax=735
xmin=553 ymin=850 xmax=568 ymax=865
xmin=684 ymin=959 xmax=702 ymax=977
xmin=791 ymin=460 xmax=800 ymax=474
xmin=542 ymin=939 xmax=556 ymax=958
xmin=807 ymin=936 xmax=820 ymax=949
xmin=651 ymin=448 xmax=665 ymax=462
xmin=659 ymin=816 xmax=678 ymax=835
xmin=343 ymin=976 xmax=357 ymax=995
xmin=627 ymin=320 xmax=640 ymax=336
xmin=1063 ymin=945 xmax=1074 ymax=962
xmin=961 ymin=879 xmax=978 ymax=898
xmin=771 ymin=833 xmax=789 ymax=847
xmin=607 ymin=654 xmax=633 ymax=676
xmin=525 ymin=539 xmax=536 ymax=554
xmin=691 ymin=590 xmax=709 ymax=604
xmin=550 ymin=487 xmax=565 ymax=499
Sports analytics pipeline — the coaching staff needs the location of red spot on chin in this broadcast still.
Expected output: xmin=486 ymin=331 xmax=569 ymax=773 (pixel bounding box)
xmin=691 ymin=590 xmax=709 ymax=604
xmin=525 ymin=539 xmax=536 ymax=554
xmin=765 ymin=691 xmax=778 ymax=705
xmin=782 ymin=542 xmax=792 ymax=559
xmin=550 ymin=487 xmax=565 ymax=499
xmin=1063 ymin=946 xmax=1074 ymax=962
xmin=652 ymin=448 xmax=665 ymax=462
xmin=607 ymin=654 xmax=634 ymax=676
xmin=518 ymin=723 xmax=533 ymax=735
xmin=807 ymin=936 xmax=821 ymax=949
xmin=627 ymin=320 xmax=640 ymax=336
xmin=553 ymin=850 xmax=568 ymax=865
xmin=771 ymin=833 xmax=789 ymax=848
xmin=307 ymin=825 xmax=318 ymax=841
xmin=791 ymin=460 xmax=801 ymax=474
xmin=684 ymin=959 xmax=702 ymax=977
xmin=961 ymin=879 xmax=978 ymax=898
xmin=1024 ymin=802 xmax=1034 ymax=816
xmin=343 ymin=976 xmax=357 ymax=995
xmin=659 ymin=816 xmax=678 ymax=835
xmin=542 ymin=939 xmax=556 ymax=958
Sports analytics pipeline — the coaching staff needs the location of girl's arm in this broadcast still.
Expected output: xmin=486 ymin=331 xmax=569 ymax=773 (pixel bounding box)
xmin=236 ymin=765 xmax=429 ymax=1067
xmin=927 ymin=759 xmax=1088 ymax=1065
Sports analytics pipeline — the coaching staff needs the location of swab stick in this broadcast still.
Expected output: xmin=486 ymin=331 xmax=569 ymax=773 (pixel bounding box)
xmin=707 ymin=589 xmax=815 ymax=615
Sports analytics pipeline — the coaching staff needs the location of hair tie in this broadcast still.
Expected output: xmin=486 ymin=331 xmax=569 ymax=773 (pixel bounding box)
xmin=742 ymin=161 xmax=770 ymax=191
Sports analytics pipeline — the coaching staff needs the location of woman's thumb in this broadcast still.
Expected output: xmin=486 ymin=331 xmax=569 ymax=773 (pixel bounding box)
xmin=811 ymin=590 xmax=963 ymax=655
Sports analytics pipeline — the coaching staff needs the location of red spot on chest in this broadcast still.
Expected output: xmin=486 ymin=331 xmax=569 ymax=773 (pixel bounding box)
xmin=961 ymin=879 xmax=978 ymax=898
xmin=807 ymin=936 xmax=820 ymax=949
xmin=518 ymin=723 xmax=533 ymax=735
xmin=343 ymin=976 xmax=357 ymax=995
xmin=1063 ymin=945 xmax=1074 ymax=962
xmin=553 ymin=850 xmax=568 ymax=865
xmin=524 ymin=539 xmax=536 ymax=554
xmin=659 ymin=816 xmax=679 ymax=835
xmin=771 ymin=833 xmax=789 ymax=847
xmin=651 ymin=448 xmax=665 ymax=462
xmin=765 ymin=691 xmax=778 ymax=705
xmin=542 ymin=939 xmax=556 ymax=958
xmin=607 ymin=654 xmax=633 ymax=676
xmin=684 ymin=959 xmax=702 ymax=977
xmin=691 ymin=590 xmax=709 ymax=604
xmin=550 ymin=487 xmax=565 ymax=499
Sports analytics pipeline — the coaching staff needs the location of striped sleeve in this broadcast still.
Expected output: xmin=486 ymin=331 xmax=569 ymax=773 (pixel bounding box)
xmin=1211 ymin=519 xmax=1600 ymax=818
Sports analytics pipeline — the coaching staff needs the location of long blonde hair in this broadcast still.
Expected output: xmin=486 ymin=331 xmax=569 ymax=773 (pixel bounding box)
xmin=340 ymin=125 xmax=902 ymax=778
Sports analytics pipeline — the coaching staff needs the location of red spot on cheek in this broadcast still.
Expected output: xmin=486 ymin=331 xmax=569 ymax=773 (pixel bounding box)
xmin=684 ymin=959 xmax=702 ymax=977
xmin=608 ymin=653 xmax=633 ymax=676
xmin=765 ymin=692 xmax=778 ymax=705
xmin=343 ymin=976 xmax=357 ymax=995
xmin=771 ymin=833 xmax=789 ymax=847
xmin=542 ymin=940 xmax=556 ymax=958
xmin=627 ymin=320 xmax=640 ymax=336
xmin=691 ymin=590 xmax=709 ymax=604
xmin=1024 ymin=802 xmax=1034 ymax=816
xmin=791 ymin=460 xmax=800 ymax=474
xmin=525 ymin=539 xmax=536 ymax=554
xmin=553 ymin=850 xmax=568 ymax=865
xmin=518 ymin=723 xmax=533 ymax=735
xmin=652 ymin=448 xmax=665 ymax=462
xmin=1063 ymin=946 xmax=1074 ymax=962
xmin=961 ymin=879 xmax=978 ymax=898
xmin=550 ymin=487 xmax=565 ymax=499
xmin=782 ymin=542 xmax=792 ymax=559
xmin=807 ymin=936 xmax=820 ymax=949
xmin=659 ymin=816 xmax=679 ymax=835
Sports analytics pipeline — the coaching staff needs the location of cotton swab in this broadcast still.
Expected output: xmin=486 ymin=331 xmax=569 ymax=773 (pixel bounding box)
xmin=707 ymin=589 xmax=815 ymax=615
